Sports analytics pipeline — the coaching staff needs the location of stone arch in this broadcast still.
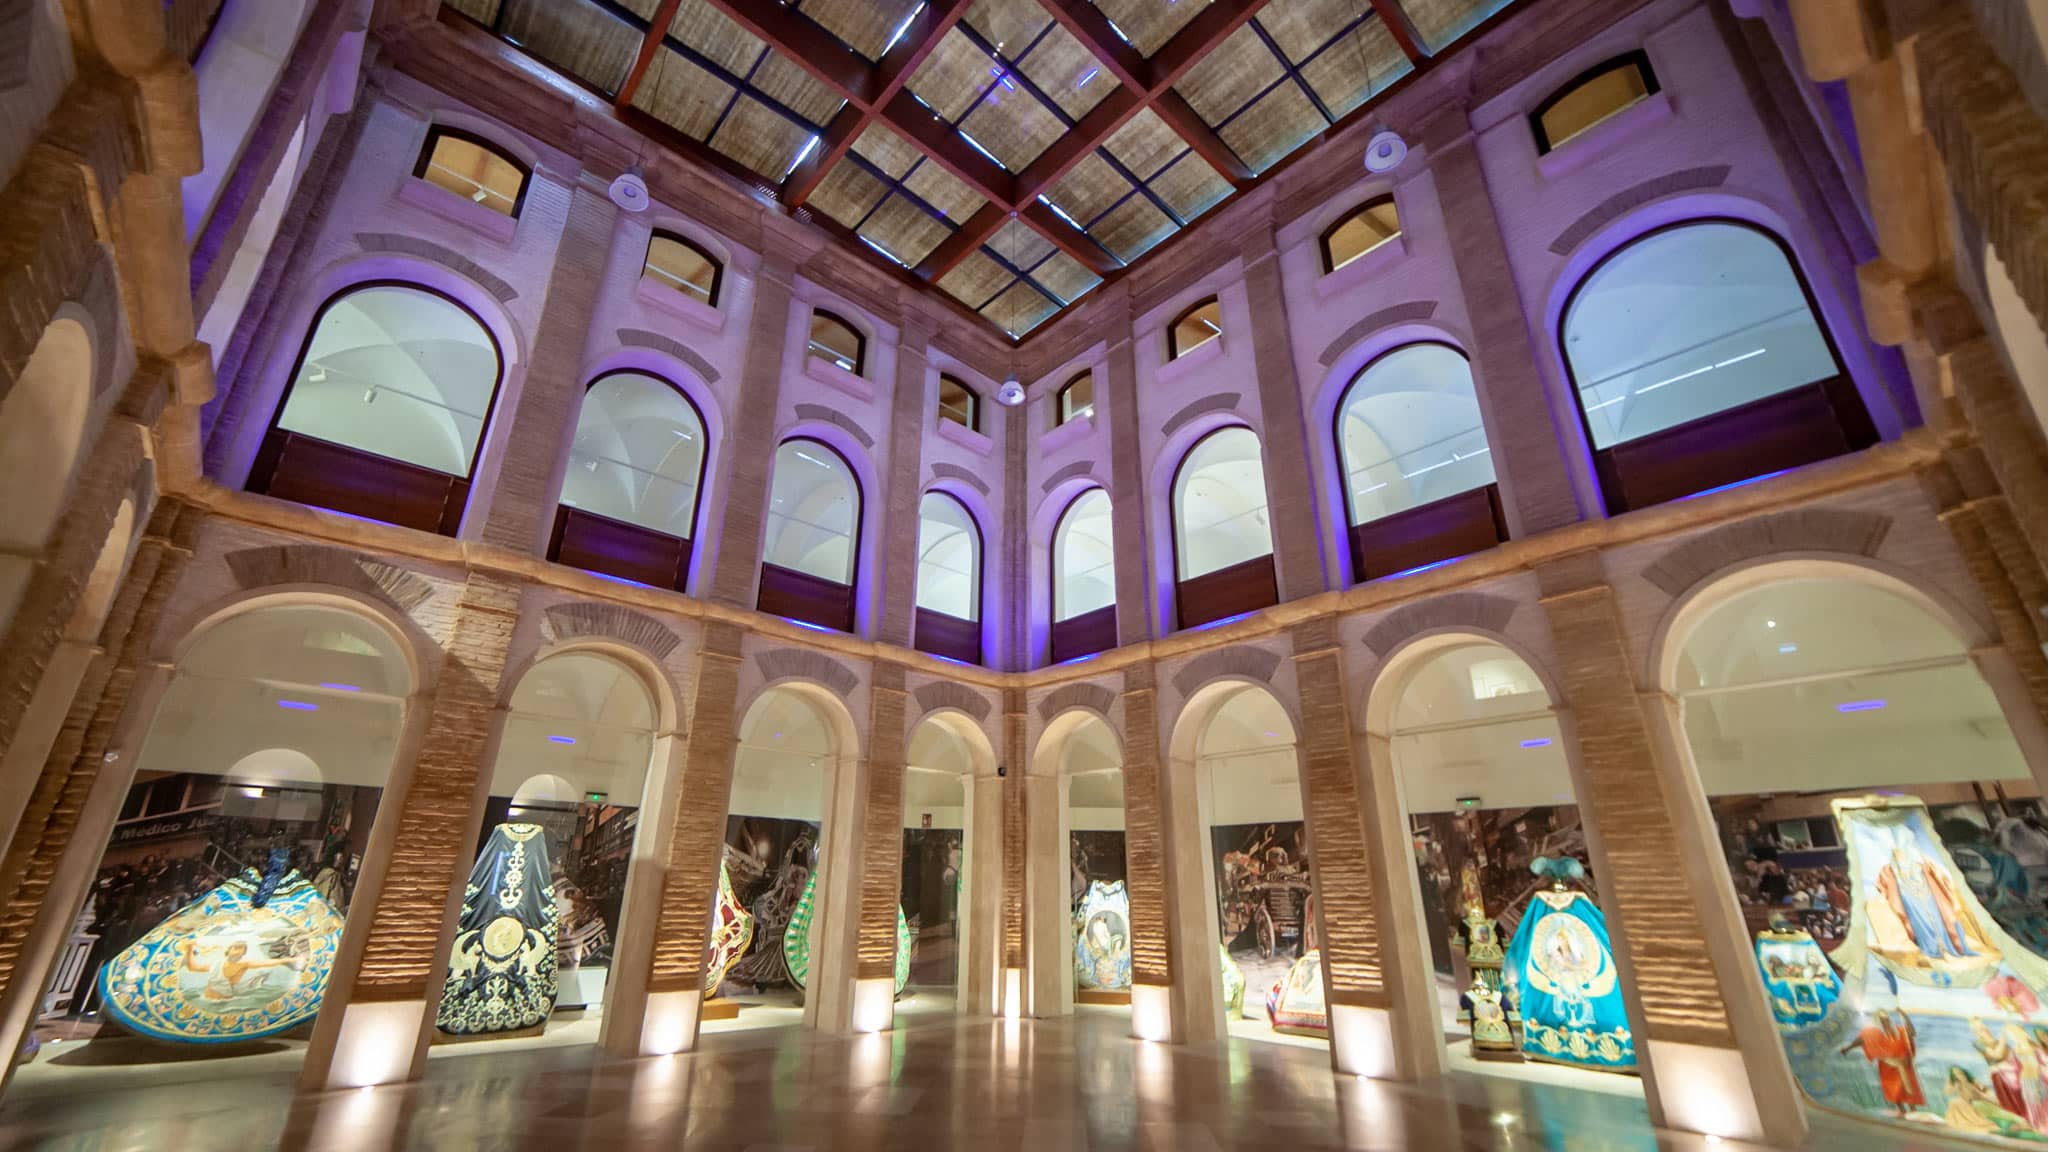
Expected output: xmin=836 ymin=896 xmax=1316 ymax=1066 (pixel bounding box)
xmin=752 ymin=647 xmax=860 ymax=701
xmin=1359 ymin=593 xmax=1521 ymax=658
xmin=614 ymin=329 xmax=723 ymax=386
xmin=1316 ymin=301 xmax=1442 ymax=369
xmin=1038 ymin=682 xmax=1116 ymax=725
xmin=913 ymin=680 xmax=992 ymax=724
xmin=496 ymin=636 xmax=681 ymax=743
xmin=542 ymin=601 xmax=682 ymax=660
xmin=1160 ymin=392 xmax=1242 ymax=438
xmin=929 ymin=462 xmax=989 ymax=496
xmin=1639 ymin=509 xmax=1891 ymax=598
xmin=1360 ymin=625 xmax=1563 ymax=740
xmin=791 ymin=403 xmax=876 ymax=450
xmin=159 ymin=586 xmax=432 ymax=698
xmin=1169 ymin=644 xmax=1282 ymax=701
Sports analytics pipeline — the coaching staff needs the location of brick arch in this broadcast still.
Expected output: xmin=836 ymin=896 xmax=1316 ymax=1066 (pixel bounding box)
xmin=929 ymin=462 xmax=989 ymax=496
xmin=1317 ymin=301 xmax=1440 ymax=369
xmin=222 ymin=544 xmax=436 ymax=613
xmin=615 ymin=328 xmax=722 ymax=385
xmin=1641 ymin=509 xmax=1892 ymax=598
xmin=1360 ymin=593 xmax=1520 ymax=656
xmin=792 ymin=403 xmax=876 ymax=449
xmin=754 ymin=647 xmax=860 ymax=700
xmin=913 ymin=680 xmax=992 ymax=722
xmin=354 ymin=232 xmax=519 ymax=302
xmin=1037 ymin=681 xmax=1116 ymax=723
xmin=1547 ymin=166 xmax=1732 ymax=256
xmin=1040 ymin=459 xmax=1098 ymax=494
xmin=1160 ymin=392 xmax=1242 ymax=438
xmin=1170 ymin=645 xmax=1282 ymax=700
xmin=542 ymin=601 xmax=681 ymax=660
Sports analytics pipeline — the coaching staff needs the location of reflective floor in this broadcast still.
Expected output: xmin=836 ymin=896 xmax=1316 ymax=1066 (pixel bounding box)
xmin=0 ymin=1008 xmax=1990 ymax=1151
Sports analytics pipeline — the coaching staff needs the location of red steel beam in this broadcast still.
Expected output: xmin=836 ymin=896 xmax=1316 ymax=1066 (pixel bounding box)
xmin=1369 ymin=0 xmax=1431 ymax=63
xmin=615 ymin=0 xmax=684 ymax=110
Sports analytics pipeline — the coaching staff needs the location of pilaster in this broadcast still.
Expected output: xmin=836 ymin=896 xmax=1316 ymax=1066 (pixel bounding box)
xmin=852 ymin=660 xmax=909 ymax=1030
xmin=877 ymin=321 xmax=931 ymax=649
xmin=1117 ymin=664 xmax=1173 ymax=1039
xmin=1101 ymin=310 xmax=1152 ymax=645
xmin=708 ymin=253 xmax=798 ymax=609
xmin=1241 ymin=229 xmax=1326 ymax=602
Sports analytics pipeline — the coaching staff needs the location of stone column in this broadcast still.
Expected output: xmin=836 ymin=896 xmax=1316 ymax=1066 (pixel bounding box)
xmin=851 ymin=661 xmax=909 ymax=1030
xmin=1242 ymin=225 xmax=1326 ymax=602
xmin=1100 ymin=309 xmax=1154 ymax=645
xmin=1426 ymin=115 xmax=1583 ymax=536
xmin=1022 ymin=765 xmax=1065 ymax=1016
xmin=1358 ymin=725 xmax=1449 ymax=1080
xmin=597 ymin=722 xmax=690 ymax=1057
xmin=477 ymin=176 xmax=619 ymax=554
xmin=638 ymin=619 xmax=742 ymax=1054
xmin=966 ymin=769 xmax=1005 ymax=1016
xmin=308 ymin=573 xmax=521 ymax=1090
xmin=0 ymin=500 xmax=194 ymax=1090
xmin=1001 ymin=687 xmax=1028 ymax=1013
xmin=1117 ymin=664 xmax=1174 ymax=1039
xmin=1535 ymin=553 xmax=1804 ymax=1145
xmin=707 ymin=249 xmax=800 ymax=610
xmin=1289 ymin=617 xmax=1420 ymax=1077
xmin=876 ymin=319 xmax=931 ymax=649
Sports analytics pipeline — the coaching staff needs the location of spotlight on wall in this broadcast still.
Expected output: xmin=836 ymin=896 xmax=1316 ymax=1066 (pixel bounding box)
xmin=609 ymin=164 xmax=650 ymax=213
xmin=1364 ymin=130 xmax=1407 ymax=174
xmin=996 ymin=378 xmax=1026 ymax=407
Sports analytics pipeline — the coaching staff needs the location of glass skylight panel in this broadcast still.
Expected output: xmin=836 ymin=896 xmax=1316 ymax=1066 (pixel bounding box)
xmin=495 ymin=0 xmax=640 ymax=95
xmin=709 ymin=96 xmax=816 ymax=179
xmin=938 ymin=250 xmax=1011 ymax=310
xmin=1300 ymin=17 xmax=1410 ymax=120
xmin=669 ymin=0 xmax=767 ymax=76
xmin=1405 ymin=0 xmax=1515 ymax=52
xmin=795 ymin=0 xmax=927 ymax=61
xmin=750 ymin=50 xmax=847 ymax=125
xmin=1218 ymin=80 xmax=1324 ymax=173
xmin=1091 ymin=195 xmax=1177 ymax=262
xmin=1174 ymin=23 xmax=1284 ymax=126
xmin=902 ymin=159 xmax=985 ymax=222
xmin=808 ymin=159 xmax=890 ymax=229
xmin=964 ymin=0 xmax=1051 ymax=52
xmin=957 ymin=82 xmax=1065 ymax=171
xmin=1148 ymin=152 xmax=1232 ymax=222
xmin=629 ymin=47 xmax=735 ymax=140
xmin=1015 ymin=24 xmax=1119 ymax=120
xmin=1089 ymin=0 xmax=1213 ymax=57
xmin=1103 ymin=107 xmax=1186 ymax=181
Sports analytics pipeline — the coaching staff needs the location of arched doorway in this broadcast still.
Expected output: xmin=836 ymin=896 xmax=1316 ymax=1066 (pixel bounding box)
xmin=427 ymin=650 xmax=661 ymax=1055
xmin=1173 ymin=682 xmax=1319 ymax=1048
xmin=1671 ymin=567 xmax=2048 ymax=1141
xmin=17 ymin=601 xmax=413 ymax=1095
xmin=1029 ymin=710 xmax=1129 ymax=1020
xmin=709 ymin=685 xmax=851 ymax=1034
xmin=1378 ymin=637 xmax=1642 ymax=1091
xmin=899 ymin=712 xmax=993 ymax=1016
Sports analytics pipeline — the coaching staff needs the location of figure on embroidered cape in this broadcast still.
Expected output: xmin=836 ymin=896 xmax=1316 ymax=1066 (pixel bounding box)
xmin=1501 ymin=855 xmax=1635 ymax=1073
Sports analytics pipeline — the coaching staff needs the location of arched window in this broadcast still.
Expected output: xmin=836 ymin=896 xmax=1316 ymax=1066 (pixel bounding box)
xmin=1051 ymin=487 xmax=1117 ymax=662
xmin=550 ymin=370 xmax=709 ymax=591
xmin=758 ymin=438 xmax=861 ymax=632
xmin=249 ymin=282 xmax=503 ymax=536
xmin=1320 ymin=195 xmax=1401 ymax=274
xmin=808 ymin=309 xmax=865 ymax=376
xmin=1171 ymin=427 xmax=1277 ymax=629
xmin=1335 ymin=343 xmax=1506 ymax=580
xmin=644 ymin=230 xmax=721 ymax=306
xmin=1057 ymin=371 xmax=1095 ymax=426
xmin=1532 ymin=51 xmax=1659 ymax=154
xmin=1168 ymin=298 xmax=1222 ymax=360
xmin=937 ymin=374 xmax=978 ymax=432
xmin=414 ymin=126 xmax=530 ymax=218
xmin=1562 ymin=220 xmax=1873 ymax=512
xmin=914 ymin=492 xmax=982 ymax=663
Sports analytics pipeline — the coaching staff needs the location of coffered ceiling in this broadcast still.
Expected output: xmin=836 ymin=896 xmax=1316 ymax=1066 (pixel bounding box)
xmin=441 ymin=0 xmax=1516 ymax=339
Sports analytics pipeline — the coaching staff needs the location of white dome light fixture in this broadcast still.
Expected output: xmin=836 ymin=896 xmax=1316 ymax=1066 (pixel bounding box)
xmin=996 ymin=378 xmax=1026 ymax=407
xmin=1364 ymin=130 xmax=1407 ymax=174
xmin=609 ymin=164 xmax=650 ymax=213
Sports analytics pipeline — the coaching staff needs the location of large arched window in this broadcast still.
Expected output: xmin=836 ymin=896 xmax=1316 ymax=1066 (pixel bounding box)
xmin=1562 ymin=220 xmax=1873 ymax=513
xmin=1051 ymin=488 xmax=1116 ymax=662
xmin=1336 ymin=343 xmax=1506 ymax=581
xmin=914 ymin=492 xmax=982 ymax=664
xmin=758 ymin=438 xmax=861 ymax=632
xmin=1171 ymin=427 xmax=1278 ymax=629
xmin=550 ymin=371 xmax=708 ymax=592
xmin=249 ymin=282 xmax=503 ymax=536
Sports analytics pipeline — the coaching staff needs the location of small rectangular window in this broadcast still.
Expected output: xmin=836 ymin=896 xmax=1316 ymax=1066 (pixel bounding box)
xmin=645 ymin=232 xmax=721 ymax=306
xmin=1058 ymin=373 xmax=1095 ymax=425
xmin=938 ymin=375 xmax=977 ymax=431
xmin=414 ymin=127 xmax=529 ymax=218
xmin=1169 ymin=298 xmax=1222 ymax=360
xmin=1532 ymin=51 xmax=1659 ymax=155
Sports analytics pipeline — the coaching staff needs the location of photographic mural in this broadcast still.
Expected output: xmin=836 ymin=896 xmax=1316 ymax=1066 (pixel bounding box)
xmin=1717 ymin=792 xmax=2048 ymax=1146
xmin=464 ymin=794 xmax=638 ymax=1014
xmin=720 ymin=816 xmax=819 ymax=995
xmin=1211 ymin=821 xmax=1313 ymax=1018
xmin=1071 ymin=831 xmax=1129 ymax=993
xmin=901 ymin=828 xmax=962 ymax=988
xmin=47 ymin=771 xmax=378 ymax=1048
xmin=1410 ymin=805 xmax=1596 ymax=978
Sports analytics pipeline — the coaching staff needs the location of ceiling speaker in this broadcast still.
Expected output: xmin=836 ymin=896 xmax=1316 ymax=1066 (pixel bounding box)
xmin=1364 ymin=130 xmax=1407 ymax=174
xmin=996 ymin=379 xmax=1027 ymax=407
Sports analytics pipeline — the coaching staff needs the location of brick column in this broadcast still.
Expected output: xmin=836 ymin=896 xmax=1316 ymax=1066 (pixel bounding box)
xmin=1288 ymin=616 xmax=1414 ymax=1076
xmin=1000 ymin=687 xmax=1028 ymax=1011
xmin=877 ymin=319 xmax=931 ymax=649
xmin=852 ymin=661 xmax=909 ymax=1029
xmin=1242 ymin=228 xmax=1326 ymax=602
xmin=477 ymin=177 xmax=618 ymax=553
xmin=1428 ymin=120 xmax=1582 ymax=537
xmin=1116 ymin=665 xmax=1173 ymax=1038
xmin=0 ymin=500 xmax=193 ymax=1089
xmin=309 ymin=573 xmax=520 ymax=1089
xmin=1535 ymin=554 xmax=1804 ymax=1145
xmin=1101 ymin=315 xmax=1153 ymax=644
xmin=637 ymin=619 xmax=740 ymax=1053
xmin=708 ymin=253 xmax=798 ymax=609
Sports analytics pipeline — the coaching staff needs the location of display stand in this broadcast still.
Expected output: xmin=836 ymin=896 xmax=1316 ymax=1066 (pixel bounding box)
xmin=699 ymin=998 xmax=742 ymax=1021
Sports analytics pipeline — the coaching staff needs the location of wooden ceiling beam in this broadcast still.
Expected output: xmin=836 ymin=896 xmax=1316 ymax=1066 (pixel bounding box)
xmin=1148 ymin=0 xmax=1272 ymax=90
xmin=1153 ymin=89 xmax=1252 ymax=186
xmin=882 ymin=88 xmax=1019 ymax=206
xmin=783 ymin=104 xmax=866 ymax=207
xmin=917 ymin=202 xmax=1008 ymax=281
xmin=1369 ymin=0 xmax=1431 ymax=64
xmin=1038 ymin=0 xmax=1147 ymax=91
xmin=1020 ymin=200 xmax=1118 ymax=277
xmin=1012 ymin=86 xmax=1141 ymax=205
xmin=696 ymin=0 xmax=877 ymax=106
xmin=615 ymin=0 xmax=684 ymax=110
xmin=876 ymin=0 xmax=970 ymax=101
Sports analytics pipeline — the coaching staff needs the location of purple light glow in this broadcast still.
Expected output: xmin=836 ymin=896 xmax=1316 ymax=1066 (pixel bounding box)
xmin=1837 ymin=699 xmax=1888 ymax=713
xmin=548 ymin=735 xmax=577 ymax=745
xmin=781 ymin=617 xmax=836 ymax=633
xmin=1519 ymin=738 xmax=1553 ymax=749
xmin=320 ymin=682 xmax=360 ymax=692
xmin=1186 ymin=611 xmax=1255 ymax=633
xmin=1381 ymin=556 xmax=1462 ymax=581
xmin=277 ymin=700 xmax=319 ymax=711
xmin=1673 ymin=467 xmax=1796 ymax=503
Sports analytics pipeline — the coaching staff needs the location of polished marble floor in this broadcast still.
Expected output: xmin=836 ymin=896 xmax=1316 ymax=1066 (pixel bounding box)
xmin=0 ymin=1008 xmax=1995 ymax=1152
